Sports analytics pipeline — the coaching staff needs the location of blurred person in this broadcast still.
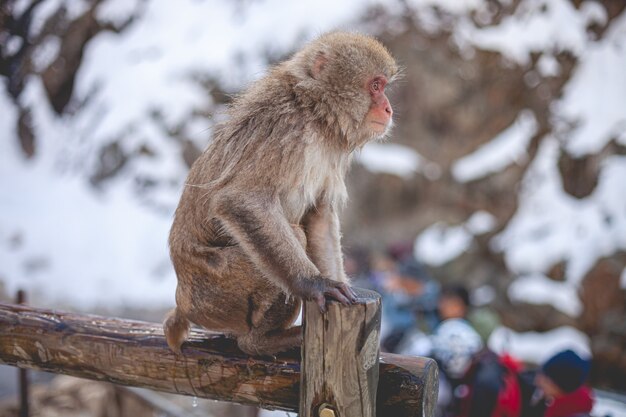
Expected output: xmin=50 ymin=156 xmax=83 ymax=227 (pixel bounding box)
xmin=379 ymin=257 xmax=439 ymax=352
xmin=432 ymin=319 xmax=522 ymax=417
xmin=519 ymin=349 xmax=593 ymax=417
xmin=438 ymin=285 xmax=471 ymax=320
xmin=439 ymin=284 xmax=501 ymax=343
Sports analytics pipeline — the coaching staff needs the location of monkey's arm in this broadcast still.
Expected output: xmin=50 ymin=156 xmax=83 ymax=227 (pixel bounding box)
xmin=329 ymin=208 xmax=348 ymax=283
xmin=215 ymin=193 xmax=355 ymax=311
xmin=302 ymin=203 xmax=348 ymax=283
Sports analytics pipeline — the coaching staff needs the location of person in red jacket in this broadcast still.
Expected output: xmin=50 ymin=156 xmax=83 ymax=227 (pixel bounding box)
xmin=519 ymin=349 xmax=594 ymax=417
xmin=432 ymin=319 xmax=522 ymax=417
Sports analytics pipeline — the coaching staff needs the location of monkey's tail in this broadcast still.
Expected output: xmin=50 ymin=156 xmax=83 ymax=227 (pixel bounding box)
xmin=163 ymin=308 xmax=190 ymax=355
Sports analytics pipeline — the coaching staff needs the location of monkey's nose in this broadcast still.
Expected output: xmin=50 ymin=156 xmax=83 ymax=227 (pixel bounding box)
xmin=385 ymin=105 xmax=393 ymax=116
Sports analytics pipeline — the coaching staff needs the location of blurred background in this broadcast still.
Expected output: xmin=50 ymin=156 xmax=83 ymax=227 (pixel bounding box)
xmin=1 ymin=0 xmax=625 ymax=416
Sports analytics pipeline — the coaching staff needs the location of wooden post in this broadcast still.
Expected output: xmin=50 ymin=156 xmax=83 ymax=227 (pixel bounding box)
xmin=300 ymin=288 xmax=381 ymax=417
xmin=0 ymin=302 xmax=438 ymax=416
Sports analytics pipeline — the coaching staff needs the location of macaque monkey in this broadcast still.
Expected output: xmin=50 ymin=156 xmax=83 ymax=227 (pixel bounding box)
xmin=164 ymin=32 xmax=398 ymax=356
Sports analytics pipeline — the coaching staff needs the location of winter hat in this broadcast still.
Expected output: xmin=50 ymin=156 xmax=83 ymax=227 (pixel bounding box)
xmin=440 ymin=284 xmax=470 ymax=308
xmin=431 ymin=319 xmax=483 ymax=378
xmin=541 ymin=349 xmax=591 ymax=393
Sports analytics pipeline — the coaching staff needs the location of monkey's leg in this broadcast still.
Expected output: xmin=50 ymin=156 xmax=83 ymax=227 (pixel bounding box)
xmin=236 ymin=288 xmax=302 ymax=356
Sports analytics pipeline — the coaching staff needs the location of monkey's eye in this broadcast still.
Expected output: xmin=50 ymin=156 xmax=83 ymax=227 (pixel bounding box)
xmin=371 ymin=80 xmax=381 ymax=92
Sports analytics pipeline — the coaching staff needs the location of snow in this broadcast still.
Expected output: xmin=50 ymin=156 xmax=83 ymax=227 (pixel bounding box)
xmin=415 ymin=211 xmax=497 ymax=266
xmin=31 ymin=36 xmax=62 ymax=72
xmin=415 ymin=222 xmax=473 ymax=267
xmin=30 ymin=0 xmax=91 ymax=37
xmin=458 ymin=0 xmax=607 ymax=65
xmin=407 ymin=0 xmax=485 ymax=15
xmin=259 ymin=411 xmax=295 ymax=417
xmin=5 ymin=36 xmax=22 ymax=56
xmin=622 ymin=269 xmax=626 ymax=290
xmin=357 ymin=142 xmax=431 ymax=178
xmin=536 ymin=54 xmax=560 ymax=77
xmin=452 ymin=110 xmax=538 ymax=182
xmin=508 ymin=274 xmax=582 ymax=317
xmin=488 ymin=325 xmax=591 ymax=366
xmin=0 ymin=81 xmax=175 ymax=309
xmin=593 ymin=397 xmax=626 ymax=417
xmin=493 ymin=137 xmax=626 ymax=285
xmin=465 ymin=211 xmax=497 ymax=235
xmin=95 ymin=0 xmax=143 ymax=25
xmin=475 ymin=3 xmax=626 ymax=314
xmin=553 ymin=11 xmax=626 ymax=157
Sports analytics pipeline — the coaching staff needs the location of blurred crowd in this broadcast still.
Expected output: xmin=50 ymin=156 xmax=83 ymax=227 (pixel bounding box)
xmin=347 ymin=245 xmax=594 ymax=417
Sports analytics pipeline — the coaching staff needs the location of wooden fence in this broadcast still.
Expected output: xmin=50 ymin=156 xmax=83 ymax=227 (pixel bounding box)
xmin=0 ymin=288 xmax=438 ymax=417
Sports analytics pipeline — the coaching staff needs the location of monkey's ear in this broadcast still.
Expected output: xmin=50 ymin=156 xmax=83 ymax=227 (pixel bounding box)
xmin=310 ymin=51 xmax=328 ymax=79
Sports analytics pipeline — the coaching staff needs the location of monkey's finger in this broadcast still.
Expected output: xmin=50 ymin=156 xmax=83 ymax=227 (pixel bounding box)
xmin=316 ymin=294 xmax=327 ymax=313
xmin=335 ymin=283 xmax=356 ymax=303
xmin=341 ymin=285 xmax=358 ymax=303
xmin=326 ymin=288 xmax=351 ymax=305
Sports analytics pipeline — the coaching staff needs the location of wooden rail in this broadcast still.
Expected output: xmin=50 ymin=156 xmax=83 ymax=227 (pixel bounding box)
xmin=0 ymin=301 xmax=438 ymax=416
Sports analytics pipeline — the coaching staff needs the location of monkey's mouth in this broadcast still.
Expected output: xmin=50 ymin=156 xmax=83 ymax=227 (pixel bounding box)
xmin=369 ymin=120 xmax=390 ymax=133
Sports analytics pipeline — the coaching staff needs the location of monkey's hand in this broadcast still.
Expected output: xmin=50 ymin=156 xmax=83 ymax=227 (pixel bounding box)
xmin=293 ymin=276 xmax=357 ymax=313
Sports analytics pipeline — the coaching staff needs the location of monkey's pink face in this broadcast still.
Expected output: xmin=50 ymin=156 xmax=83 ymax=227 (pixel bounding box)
xmin=364 ymin=76 xmax=393 ymax=135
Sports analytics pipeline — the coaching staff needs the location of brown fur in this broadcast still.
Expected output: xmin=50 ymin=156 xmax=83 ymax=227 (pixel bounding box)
xmin=164 ymin=32 xmax=398 ymax=356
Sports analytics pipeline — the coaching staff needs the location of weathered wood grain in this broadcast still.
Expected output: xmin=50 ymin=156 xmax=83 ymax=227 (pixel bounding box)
xmin=300 ymin=288 xmax=381 ymax=417
xmin=0 ymin=302 xmax=438 ymax=416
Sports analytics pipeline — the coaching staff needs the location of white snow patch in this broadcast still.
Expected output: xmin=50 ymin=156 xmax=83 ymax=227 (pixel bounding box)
xmin=621 ymin=268 xmax=626 ymax=290
xmin=536 ymin=54 xmax=560 ymax=77
xmin=415 ymin=223 xmax=473 ymax=266
xmin=593 ymin=397 xmax=626 ymax=417
xmin=488 ymin=325 xmax=591 ymax=366
xmin=459 ymin=0 xmax=607 ymax=65
xmin=0 ymin=133 xmax=176 ymax=309
xmin=415 ymin=211 xmax=498 ymax=266
xmin=452 ymin=110 xmax=537 ymax=182
xmin=508 ymin=274 xmax=582 ymax=317
xmin=30 ymin=0 xmax=91 ymax=37
xmin=466 ymin=211 xmax=497 ymax=235
xmin=553 ymin=11 xmax=626 ymax=156
xmin=357 ymin=143 xmax=423 ymax=178
xmin=31 ymin=36 xmax=62 ymax=72
xmin=494 ymin=137 xmax=626 ymax=285
xmin=259 ymin=411 xmax=296 ymax=417
xmin=407 ymin=0 xmax=486 ymax=15
xmin=6 ymin=36 xmax=23 ymax=56
xmin=96 ymin=0 xmax=143 ymax=25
